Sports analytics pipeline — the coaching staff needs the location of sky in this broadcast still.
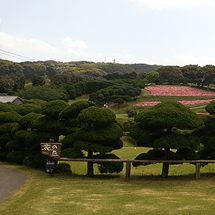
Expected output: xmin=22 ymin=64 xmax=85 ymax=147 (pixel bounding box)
xmin=1 ymin=0 xmax=215 ymax=66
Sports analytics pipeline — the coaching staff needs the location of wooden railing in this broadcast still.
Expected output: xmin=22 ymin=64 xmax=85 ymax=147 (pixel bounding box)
xmin=59 ymin=158 xmax=215 ymax=180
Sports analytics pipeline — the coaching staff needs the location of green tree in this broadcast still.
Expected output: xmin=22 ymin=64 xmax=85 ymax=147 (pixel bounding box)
xmin=59 ymin=101 xmax=95 ymax=133
xmin=10 ymin=63 xmax=25 ymax=77
xmin=0 ymin=111 xmax=22 ymax=163
xmin=59 ymin=101 xmax=96 ymax=158
xmin=74 ymin=106 xmax=123 ymax=176
xmin=146 ymin=71 xmax=159 ymax=84
xmin=23 ymin=63 xmax=47 ymax=80
xmin=13 ymin=76 xmax=26 ymax=91
xmin=32 ymin=74 xmax=45 ymax=86
xmin=88 ymin=93 xmax=105 ymax=107
xmin=193 ymin=116 xmax=215 ymax=161
xmin=114 ymin=98 xmax=124 ymax=109
xmin=180 ymin=65 xmax=203 ymax=84
xmin=8 ymin=100 xmax=70 ymax=168
xmin=130 ymin=100 xmax=203 ymax=178
xmin=0 ymin=76 xmax=15 ymax=93
xmin=157 ymin=66 xmax=184 ymax=84
xmin=202 ymin=65 xmax=215 ymax=90
xmin=17 ymin=86 xmax=69 ymax=102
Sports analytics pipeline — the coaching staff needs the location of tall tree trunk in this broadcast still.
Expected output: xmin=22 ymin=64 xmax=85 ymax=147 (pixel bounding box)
xmin=161 ymin=148 xmax=170 ymax=178
xmin=87 ymin=151 xmax=94 ymax=177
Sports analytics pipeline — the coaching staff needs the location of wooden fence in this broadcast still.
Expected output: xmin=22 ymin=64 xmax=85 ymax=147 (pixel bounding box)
xmin=59 ymin=158 xmax=215 ymax=180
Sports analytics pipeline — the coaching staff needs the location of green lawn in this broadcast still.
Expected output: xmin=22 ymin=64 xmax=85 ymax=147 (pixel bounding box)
xmin=1 ymin=146 xmax=215 ymax=215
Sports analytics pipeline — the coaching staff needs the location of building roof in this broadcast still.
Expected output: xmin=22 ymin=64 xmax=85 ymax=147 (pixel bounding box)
xmin=0 ymin=96 xmax=25 ymax=104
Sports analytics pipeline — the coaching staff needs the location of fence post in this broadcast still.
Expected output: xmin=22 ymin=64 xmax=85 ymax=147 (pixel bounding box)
xmin=196 ymin=162 xmax=200 ymax=180
xmin=125 ymin=162 xmax=131 ymax=179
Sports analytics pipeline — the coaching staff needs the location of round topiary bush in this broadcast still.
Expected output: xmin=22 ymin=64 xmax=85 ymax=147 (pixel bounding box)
xmin=60 ymin=147 xmax=84 ymax=158
xmin=6 ymin=151 xmax=26 ymax=165
xmin=55 ymin=163 xmax=72 ymax=174
xmin=95 ymin=153 xmax=124 ymax=174
xmin=41 ymin=100 xmax=69 ymax=119
xmin=205 ymin=100 xmax=215 ymax=115
xmin=78 ymin=106 xmax=116 ymax=126
xmin=23 ymin=152 xmax=48 ymax=170
xmin=59 ymin=101 xmax=95 ymax=119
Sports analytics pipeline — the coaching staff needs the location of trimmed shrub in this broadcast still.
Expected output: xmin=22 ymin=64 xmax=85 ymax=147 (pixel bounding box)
xmin=73 ymin=140 xmax=113 ymax=153
xmin=55 ymin=163 xmax=72 ymax=174
xmin=78 ymin=106 xmax=116 ymax=126
xmin=75 ymin=123 xmax=123 ymax=144
xmin=6 ymin=140 xmax=25 ymax=151
xmin=0 ymin=134 xmax=12 ymax=148
xmin=59 ymin=101 xmax=95 ymax=119
xmin=41 ymin=100 xmax=69 ymax=119
xmin=205 ymin=100 xmax=215 ymax=115
xmin=12 ymin=103 xmax=42 ymax=116
xmin=0 ymin=111 xmax=22 ymax=124
xmin=0 ymin=123 xmax=19 ymax=134
xmin=60 ymin=148 xmax=84 ymax=158
xmin=60 ymin=133 xmax=77 ymax=149
xmin=32 ymin=116 xmax=69 ymax=134
xmin=122 ymin=118 xmax=136 ymax=132
xmin=23 ymin=152 xmax=48 ymax=170
xmin=19 ymin=113 xmax=44 ymax=128
xmin=0 ymin=102 xmax=13 ymax=112
xmin=95 ymin=153 xmax=124 ymax=174
xmin=6 ymin=151 xmax=26 ymax=165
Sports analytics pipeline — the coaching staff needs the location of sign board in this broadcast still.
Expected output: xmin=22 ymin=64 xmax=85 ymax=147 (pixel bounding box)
xmin=45 ymin=159 xmax=57 ymax=174
xmin=40 ymin=142 xmax=62 ymax=159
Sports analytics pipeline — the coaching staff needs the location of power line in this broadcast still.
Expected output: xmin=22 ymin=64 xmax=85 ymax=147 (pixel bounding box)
xmin=0 ymin=51 xmax=30 ymax=61
xmin=0 ymin=49 xmax=35 ymax=61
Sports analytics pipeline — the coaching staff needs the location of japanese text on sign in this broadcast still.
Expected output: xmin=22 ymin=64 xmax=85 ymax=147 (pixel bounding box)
xmin=40 ymin=142 xmax=62 ymax=159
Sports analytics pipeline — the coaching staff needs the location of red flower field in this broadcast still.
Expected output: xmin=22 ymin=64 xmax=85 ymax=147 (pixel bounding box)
xmin=134 ymin=86 xmax=215 ymax=107
xmin=145 ymin=86 xmax=215 ymax=96
xmin=134 ymin=99 xmax=214 ymax=107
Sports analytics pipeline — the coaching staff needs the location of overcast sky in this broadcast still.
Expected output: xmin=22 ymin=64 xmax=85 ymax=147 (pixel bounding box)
xmin=1 ymin=0 xmax=215 ymax=66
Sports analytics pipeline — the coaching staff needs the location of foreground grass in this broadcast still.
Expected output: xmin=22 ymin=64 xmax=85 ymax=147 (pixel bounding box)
xmin=1 ymin=163 xmax=215 ymax=215
xmin=1 ymin=147 xmax=215 ymax=215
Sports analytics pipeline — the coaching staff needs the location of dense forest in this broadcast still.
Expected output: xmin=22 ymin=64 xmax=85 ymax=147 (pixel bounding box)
xmin=1 ymin=58 xmax=215 ymax=103
xmin=0 ymin=59 xmax=162 ymax=80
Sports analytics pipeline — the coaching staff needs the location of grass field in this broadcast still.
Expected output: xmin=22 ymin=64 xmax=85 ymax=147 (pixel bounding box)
xmin=1 ymin=146 xmax=215 ymax=215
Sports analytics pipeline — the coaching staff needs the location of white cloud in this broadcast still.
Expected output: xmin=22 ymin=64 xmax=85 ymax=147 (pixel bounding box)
xmin=131 ymin=0 xmax=215 ymax=9
xmin=0 ymin=33 xmax=91 ymax=62
xmin=0 ymin=32 xmax=61 ymax=61
xmin=63 ymin=37 xmax=87 ymax=51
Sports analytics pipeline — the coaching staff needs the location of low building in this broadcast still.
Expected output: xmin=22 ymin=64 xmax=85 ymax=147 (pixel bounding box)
xmin=0 ymin=96 xmax=25 ymax=105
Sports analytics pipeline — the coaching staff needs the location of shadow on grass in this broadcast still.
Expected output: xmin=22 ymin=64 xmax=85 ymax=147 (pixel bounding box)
xmin=129 ymin=172 xmax=215 ymax=181
xmin=53 ymin=172 xmax=122 ymax=180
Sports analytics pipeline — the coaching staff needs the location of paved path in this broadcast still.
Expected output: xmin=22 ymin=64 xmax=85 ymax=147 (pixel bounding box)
xmin=0 ymin=166 xmax=26 ymax=204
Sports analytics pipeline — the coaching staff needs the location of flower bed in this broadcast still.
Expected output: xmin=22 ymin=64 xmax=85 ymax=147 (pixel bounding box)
xmin=134 ymin=99 xmax=214 ymax=107
xmin=145 ymin=86 xmax=215 ymax=96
